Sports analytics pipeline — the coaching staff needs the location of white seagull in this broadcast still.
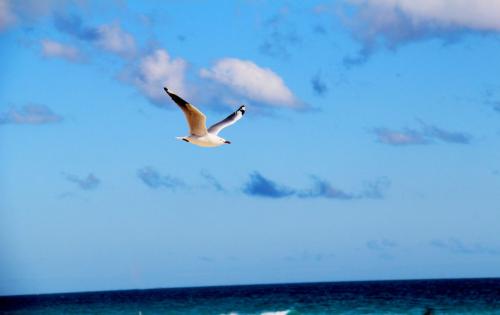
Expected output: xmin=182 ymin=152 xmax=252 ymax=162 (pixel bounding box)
xmin=164 ymin=87 xmax=246 ymax=147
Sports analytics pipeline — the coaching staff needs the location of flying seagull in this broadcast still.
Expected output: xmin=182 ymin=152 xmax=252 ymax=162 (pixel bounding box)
xmin=164 ymin=87 xmax=246 ymax=147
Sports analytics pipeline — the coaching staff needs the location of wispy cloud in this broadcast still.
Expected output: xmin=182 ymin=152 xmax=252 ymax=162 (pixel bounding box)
xmin=64 ymin=173 xmax=100 ymax=191
xmin=373 ymin=122 xmax=472 ymax=146
xmin=243 ymin=172 xmax=390 ymax=200
xmin=341 ymin=0 xmax=500 ymax=65
xmin=200 ymin=170 xmax=225 ymax=192
xmin=481 ymin=89 xmax=500 ymax=114
xmin=299 ymin=176 xmax=390 ymax=200
xmin=1 ymin=0 xmax=74 ymax=32
xmin=420 ymin=123 xmax=472 ymax=144
xmin=200 ymin=58 xmax=302 ymax=109
xmin=285 ymin=250 xmax=335 ymax=262
xmin=360 ymin=177 xmax=391 ymax=199
xmin=366 ymin=239 xmax=398 ymax=259
xmin=53 ymin=13 xmax=99 ymax=41
xmin=373 ymin=127 xmax=428 ymax=146
xmin=311 ymin=73 xmax=328 ymax=96
xmin=53 ymin=13 xmax=136 ymax=58
xmin=198 ymin=256 xmax=214 ymax=263
xmin=137 ymin=167 xmax=185 ymax=190
xmin=298 ymin=176 xmax=355 ymax=200
xmin=367 ymin=239 xmax=397 ymax=251
xmin=41 ymin=39 xmax=82 ymax=62
xmin=259 ymin=6 xmax=301 ymax=59
xmin=243 ymin=172 xmax=295 ymax=198
xmin=0 ymin=105 xmax=62 ymax=125
xmin=430 ymin=238 xmax=500 ymax=256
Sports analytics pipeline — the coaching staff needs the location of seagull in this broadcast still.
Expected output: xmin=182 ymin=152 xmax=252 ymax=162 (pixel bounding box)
xmin=164 ymin=87 xmax=246 ymax=147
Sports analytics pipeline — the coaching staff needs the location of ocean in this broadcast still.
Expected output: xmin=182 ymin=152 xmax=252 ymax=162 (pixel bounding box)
xmin=1 ymin=278 xmax=499 ymax=314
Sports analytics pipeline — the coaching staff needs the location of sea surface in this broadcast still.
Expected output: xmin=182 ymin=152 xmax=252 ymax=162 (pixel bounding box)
xmin=1 ymin=278 xmax=500 ymax=314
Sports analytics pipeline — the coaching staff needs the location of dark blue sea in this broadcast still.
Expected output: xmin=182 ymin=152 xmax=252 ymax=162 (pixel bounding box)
xmin=1 ymin=278 xmax=500 ymax=314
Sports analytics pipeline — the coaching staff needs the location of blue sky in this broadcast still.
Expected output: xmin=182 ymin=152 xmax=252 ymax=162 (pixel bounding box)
xmin=1 ymin=0 xmax=500 ymax=295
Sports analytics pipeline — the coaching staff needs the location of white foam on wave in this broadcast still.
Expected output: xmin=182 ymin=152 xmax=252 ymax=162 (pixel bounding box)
xmin=261 ymin=311 xmax=290 ymax=315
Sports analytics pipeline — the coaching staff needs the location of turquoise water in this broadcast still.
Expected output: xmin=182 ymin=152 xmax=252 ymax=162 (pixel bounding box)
xmin=1 ymin=278 xmax=500 ymax=314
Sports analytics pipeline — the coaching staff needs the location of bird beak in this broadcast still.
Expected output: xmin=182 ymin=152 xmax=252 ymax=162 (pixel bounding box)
xmin=224 ymin=140 xmax=231 ymax=144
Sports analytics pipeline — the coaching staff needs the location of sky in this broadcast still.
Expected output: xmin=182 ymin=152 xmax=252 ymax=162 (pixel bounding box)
xmin=1 ymin=0 xmax=500 ymax=296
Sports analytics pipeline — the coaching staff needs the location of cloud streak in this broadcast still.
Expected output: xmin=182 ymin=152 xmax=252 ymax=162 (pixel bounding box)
xmin=373 ymin=122 xmax=471 ymax=146
xmin=53 ymin=13 xmax=99 ymax=41
xmin=366 ymin=239 xmax=398 ymax=259
xmin=360 ymin=177 xmax=391 ymax=199
xmin=421 ymin=123 xmax=472 ymax=144
xmin=243 ymin=172 xmax=390 ymax=200
xmin=137 ymin=167 xmax=185 ymax=190
xmin=430 ymin=238 xmax=500 ymax=256
xmin=243 ymin=172 xmax=295 ymax=198
xmin=367 ymin=239 xmax=397 ymax=251
xmin=373 ymin=127 xmax=428 ymax=146
xmin=64 ymin=173 xmax=100 ymax=191
xmin=0 ymin=105 xmax=62 ymax=125
xmin=200 ymin=170 xmax=225 ymax=192
xmin=298 ymin=176 xmax=355 ymax=200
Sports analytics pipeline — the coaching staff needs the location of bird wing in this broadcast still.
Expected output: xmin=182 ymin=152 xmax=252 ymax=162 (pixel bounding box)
xmin=164 ymin=88 xmax=207 ymax=136
xmin=207 ymin=105 xmax=246 ymax=135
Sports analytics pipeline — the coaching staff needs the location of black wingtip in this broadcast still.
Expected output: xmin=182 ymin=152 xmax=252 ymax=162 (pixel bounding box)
xmin=163 ymin=87 xmax=169 ymax=94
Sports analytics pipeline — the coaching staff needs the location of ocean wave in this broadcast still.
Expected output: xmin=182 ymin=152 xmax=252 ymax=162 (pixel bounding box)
xmin=220 ymin=311 xmax=291 ymax=315
xmin=261 ymin=311 xmax=290 ymax=315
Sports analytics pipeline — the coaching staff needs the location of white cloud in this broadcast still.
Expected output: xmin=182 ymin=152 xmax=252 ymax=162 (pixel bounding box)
xmin=41 ymin=39 xmax=82 ymax=62
xmin=343 ymin=0 xmax=500 ymax=64
xmin=200 ymin=58 xmax=300 ymax=108
xmin=127 ymin=49 xmax=188 ymax=105
xmin=97 ymin=23 xmax=136 ymax=57
xmin=0 ymin=0 xmax=16 ymax=31
xmin=350 ymin=0 xmax=500 ymax=31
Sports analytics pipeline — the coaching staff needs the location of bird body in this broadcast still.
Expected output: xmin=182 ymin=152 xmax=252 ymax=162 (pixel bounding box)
xmin=176 ymin=134 xmax=228 ymax=147
xmin=164 ymin=87 xmax=245 ymax=147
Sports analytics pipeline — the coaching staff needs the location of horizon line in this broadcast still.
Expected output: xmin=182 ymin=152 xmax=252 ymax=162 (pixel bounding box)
xmin=2 ymin=276 xmax=499 ymax=298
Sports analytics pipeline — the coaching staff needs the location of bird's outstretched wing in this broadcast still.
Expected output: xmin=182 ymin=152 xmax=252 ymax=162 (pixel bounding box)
xmin=208 ymin=105 xmax=246 ymax=135
xmin=164 ymin=88 xmax=207 ymax=136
